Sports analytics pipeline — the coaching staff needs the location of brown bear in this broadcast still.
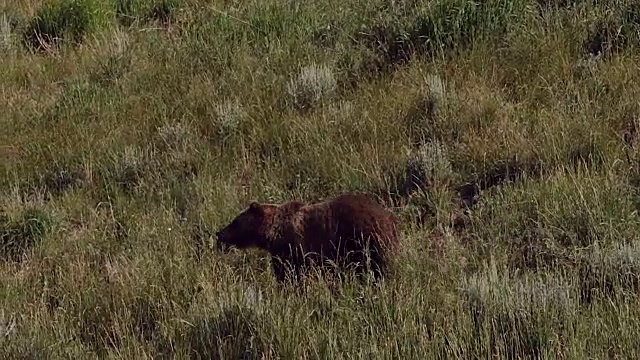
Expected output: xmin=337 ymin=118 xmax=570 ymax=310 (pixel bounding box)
xmin=215 ymin=193 xmax=401 ymax=284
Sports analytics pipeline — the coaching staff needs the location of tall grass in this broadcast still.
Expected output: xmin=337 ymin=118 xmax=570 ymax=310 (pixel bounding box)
xmin=3 ymin=0 xmax=640 ymax=358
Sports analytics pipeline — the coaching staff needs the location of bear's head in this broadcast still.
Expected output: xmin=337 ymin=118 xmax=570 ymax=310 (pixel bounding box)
xmin=215 ymin=201 xmax=277 ymax=250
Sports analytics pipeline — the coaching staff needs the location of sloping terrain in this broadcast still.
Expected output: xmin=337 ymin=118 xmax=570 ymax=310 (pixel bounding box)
xmin=2 ymin=0 xmax=640 ymax=357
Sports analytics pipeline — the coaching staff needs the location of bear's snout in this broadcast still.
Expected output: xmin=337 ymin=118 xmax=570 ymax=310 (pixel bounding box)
xmin=214 ymin=230 xmax=233 ymax=252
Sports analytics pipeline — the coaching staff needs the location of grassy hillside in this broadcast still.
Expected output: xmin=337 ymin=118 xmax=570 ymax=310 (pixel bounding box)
xmin=3 ymin=0 xmax=640 ymax=358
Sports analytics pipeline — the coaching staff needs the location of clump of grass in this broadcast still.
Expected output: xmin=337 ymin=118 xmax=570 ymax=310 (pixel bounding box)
xmin=1 ymin=207 xmax=53 ymax=261
xmin=45 ymin=80 xmax=117 ymax=126
xmin=77 ymin=298 xmax=122 ymax=354
xmin=129 ymin=296 xmax=159 ymax=342
xmin=22 ymin=0 xmax=110 ymax=52
xmin=534 ymin=0 xmax=580 ymax=9
xmin=402 ymin=94 xmax=440 ymax=139
xmin=397 ymin=139 xmax=461 ymax=230
xmin=40 ymin=163 xmax=90 ymax=197
xmin=580 ymin=241 xmax=640 ymax=304
xmin=583 ymin=2 xmax=640 ymax=57
xmin=91 ymin=51 xmax=132 ymax=85
xmin=156 ymin=122 xmax=193 ymax=153
xmin=110 ymin=146 xmax=151 ymax=195
xmin=154 ymin=122 xmax=201 ymax=184
xmin=350 ymin=15 xmax=415 ymax=77
xmin=468 ymin=169 xmax=640 ymax=270
xmin=0 ymin=310 xmax=17 ymax=338
xmin=93 ymin=202 xmax=131 ymax=248
xmin=186 ymin=305 xmax=271 ymax=359
xmin=325 ymin=100 xmax=355 ymax=121
xmin=114 ymin=0 xmax=138 ymax=26
xmin=420 ymin=0 xmax=529 ymax=54
xmin=89 ymin=29 xmax=132 ymax=86
xmin=347 ymin=0 xmax=529 ymax=79
xmin=1 ymin=13 xmax=18 ymax=54
xmin=96 ymin=124 xmax=202 ymax=202
xmin=403 ymin=74 xmax=452 ymax=145
xmin=115 ymin=0 xmax=179 ymax=27
xmin=287 ymin=63 xmax=337 ymax=111
xmin=462 ymin=266 xmax=577 ymax=358
xmin=425 ymin=73 xmax=447 ymax=100
xmin=145 ymin=0 xmax=178 ymax=24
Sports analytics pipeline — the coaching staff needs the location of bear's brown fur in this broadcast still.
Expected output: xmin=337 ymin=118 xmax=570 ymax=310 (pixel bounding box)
xmin=215 ymin=193 xmax=401 ymax=283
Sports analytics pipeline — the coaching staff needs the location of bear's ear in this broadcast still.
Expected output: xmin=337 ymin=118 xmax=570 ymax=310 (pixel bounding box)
xmin=248 ymin=201 xmax=262 ymax=212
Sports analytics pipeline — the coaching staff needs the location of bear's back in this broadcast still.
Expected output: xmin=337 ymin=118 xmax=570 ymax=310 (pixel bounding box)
xmin=298 ymin=193 xmax=399 ymax=252
xmin=326 ymin=193 xmax=397 ymax=232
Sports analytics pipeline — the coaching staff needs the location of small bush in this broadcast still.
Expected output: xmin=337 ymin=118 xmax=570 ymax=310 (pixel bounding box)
xmin=287 ymin=63 xmax=337 ymax=111
xmin=210 ymin=101 xmax=246 ymax=141
xmin=404 ymin=141 xmax=457 ymax=194
xmin=1 ymin=207 xmax=53 ymax=261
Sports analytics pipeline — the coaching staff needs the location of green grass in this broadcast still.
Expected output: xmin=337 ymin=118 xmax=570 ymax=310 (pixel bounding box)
xmin=3 ymin=0 xmax=640 ymax=358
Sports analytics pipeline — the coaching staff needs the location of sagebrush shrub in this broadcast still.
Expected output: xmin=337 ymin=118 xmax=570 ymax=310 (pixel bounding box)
xmin=404 ymin=141 xmax=456 ymax=193
xmin=287 ymin=63 xmax=337 ymax=111
xmin=157 ymin=122 xmax=193 ymax=152
xmin=213 ymin=101 xmax=246 ymax=140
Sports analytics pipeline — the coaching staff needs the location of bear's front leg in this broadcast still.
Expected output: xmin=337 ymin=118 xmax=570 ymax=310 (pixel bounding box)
xmin=271 ymin=255 xmax=303 ymax=284
xmin=271 ymin=256 xmax=288 ymax=282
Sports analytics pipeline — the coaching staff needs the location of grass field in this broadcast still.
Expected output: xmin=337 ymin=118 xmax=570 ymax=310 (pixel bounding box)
xmin=3 ymin=0 xmax=640 ymax=358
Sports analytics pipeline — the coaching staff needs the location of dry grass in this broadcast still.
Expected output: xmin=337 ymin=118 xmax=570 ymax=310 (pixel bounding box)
xmin=3 ymin=0 xmax=640 ymax=358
